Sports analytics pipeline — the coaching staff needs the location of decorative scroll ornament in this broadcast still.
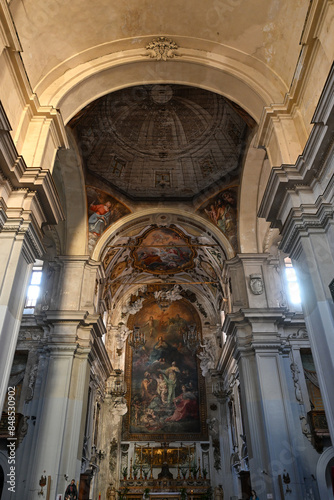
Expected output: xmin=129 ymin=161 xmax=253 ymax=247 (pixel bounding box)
xmin=146 ymin=37 xmax=179 ymax=61
xmin=25 ymin=364 xmax=39 ymax=403
xmin=249 ymin=273 xmax=264 ymax=295
xmin=290 ymin=362 xmax=303 ymax=403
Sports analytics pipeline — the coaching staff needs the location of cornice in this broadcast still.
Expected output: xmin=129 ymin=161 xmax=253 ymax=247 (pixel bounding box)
xmin=82 ymin=313 xmax=106 ymax=339
xmin=279 ymin=202 xmax=334 ymax=256
xmin=258 ymin=63 xmax=334 ymax=228
xmin=0 ymin=0 xmax=22 ymax=51
xmin=22 ymin=221 xmax=45 ymax=262
xmin=0 ymin=103 xmax=65 ymax=225
xmin=255 ymin=0 xmax=332 ymax=151
xmin=48 ymin=343 xmax=78 ymax=357
xmin=44 ymin=310 xmax=90 ymax=323
xmin=1 ymin=216 xmax=44 ymax=260
xmin=224 ymin=307 xmax=289 ymax=327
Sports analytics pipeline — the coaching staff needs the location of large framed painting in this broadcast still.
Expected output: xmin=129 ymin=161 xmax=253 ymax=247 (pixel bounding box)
xmin=123 ymin=299 xmax=207 ymax=441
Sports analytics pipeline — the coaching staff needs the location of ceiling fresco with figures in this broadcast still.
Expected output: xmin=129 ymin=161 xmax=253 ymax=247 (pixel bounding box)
xmin=198 ymin=186 xmax=238 ymax=252
xmin=70 ymin=85 xmax=254 ymax=200
xmin=131 ymin=226 xmax=196 ymax=275
xmin=101 ymin=219 xmax=227 ymax=325
xmin=87 ymin=186 xmax=131 ymax=253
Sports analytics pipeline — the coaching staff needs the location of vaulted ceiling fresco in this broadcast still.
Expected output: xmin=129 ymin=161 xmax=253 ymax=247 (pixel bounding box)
xmin=131 ymin=226 xmax=196 ymax=275
xmin=74 ymin=85 xmax=242 ymax=340
xmin=101 ymin=220 xmax=226 ymax=325
xmin=70 ymin=84 xmax=254 ymax=201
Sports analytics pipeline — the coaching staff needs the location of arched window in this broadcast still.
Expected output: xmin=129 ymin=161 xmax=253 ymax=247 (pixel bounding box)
xmin=23 ymin=260 xmax=43 ymax=314
xmin=284 ymin=257 xmax=301 ymax=305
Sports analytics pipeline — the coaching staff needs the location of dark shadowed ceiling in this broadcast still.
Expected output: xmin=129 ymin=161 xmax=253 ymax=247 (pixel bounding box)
xmin=70 ymin=84 xmax=255 ymax=201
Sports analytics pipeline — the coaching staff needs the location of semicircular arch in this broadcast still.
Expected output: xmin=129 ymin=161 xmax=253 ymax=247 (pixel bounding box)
xmin=92 ymin=208 xmax=234 ymax=263
xmin=37 ymin=38 xmax=286 ymax=126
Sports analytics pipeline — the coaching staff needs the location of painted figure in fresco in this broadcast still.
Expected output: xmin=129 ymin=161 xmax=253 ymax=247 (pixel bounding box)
xmin=155 ymin=373 xmax=168 ymax=404
xmin=145 ymin=315 xmax=157 ymax=337
xmin=161 ymin=361 xmax=181 ymax=403
xmin=165 ymin=385 xmax=199 ymax=422
xmin=167 ymin=314 xmax=187 ymax=336
xmin=203 ymin=190 xmax=237 ymax=238
xmin=149 ymin=357 xmax=168 ymax=376
xmin=150 ymin=336 xmax=170 ymax=363
xmin=133 ymin=227 xmax=194 ymax=273
xmin=205 ymin=204 xmax=218 ymax=225
xmin=216 ymin=192 xmax=236 ymax=235
xmin=88 ymin=200 xmax=112 ymax=236
xmin=141 ymin=372 xmax=157 ymax=403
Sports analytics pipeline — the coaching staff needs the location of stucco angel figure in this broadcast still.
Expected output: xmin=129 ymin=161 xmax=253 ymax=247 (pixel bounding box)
xmin=197 ymin=336 xmax=217 ymax=377
xmin=154 ymin=284 xmax=183 ymax=305
xmin=116 ymin=323 xmax=132 ymax=354
xmin=122 ymin=297 xmax=145 ymax=317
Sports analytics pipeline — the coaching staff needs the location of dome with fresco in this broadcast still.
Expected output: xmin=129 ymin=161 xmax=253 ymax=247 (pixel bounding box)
xmin=71 ymin=84 xmax=254 ymax=200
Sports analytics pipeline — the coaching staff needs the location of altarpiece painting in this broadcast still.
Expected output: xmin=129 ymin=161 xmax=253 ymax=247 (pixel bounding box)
xmin=123 ymin=299 xmax=207 ymax=441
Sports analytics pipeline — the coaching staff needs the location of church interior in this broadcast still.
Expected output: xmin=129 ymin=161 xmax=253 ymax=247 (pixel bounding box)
xmin=0 ymin=1 xmax=334 ymax=499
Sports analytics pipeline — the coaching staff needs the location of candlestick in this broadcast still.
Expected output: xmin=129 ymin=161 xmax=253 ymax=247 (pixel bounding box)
xmin=177 ymin=446 xmax=180 ymax=479
xmin=129 ymin=457 xmax=133 ymax=480
xmin=140 ymin=446 xmax=143 ymax=480
xmin=150 ymin=446 xmax=153 ymax=479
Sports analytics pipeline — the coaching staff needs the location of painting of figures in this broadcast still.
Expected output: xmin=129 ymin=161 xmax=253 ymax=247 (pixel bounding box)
xmin=124 ymin=299 xmax=207 ymax=441
xmin=86 ymin=186 xmax=131 ymax=253
xmin=199 ymin=187 xmax=238 ymax=252
xmin=132 ymin=226 xmax=196 ymax=274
